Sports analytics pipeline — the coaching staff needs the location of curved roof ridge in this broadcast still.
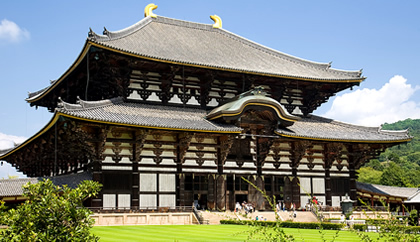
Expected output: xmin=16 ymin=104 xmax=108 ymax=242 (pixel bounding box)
xmin=89 ymin=16 xmax=154 ymax=41
xmin=56 ymin=97 xmax=123 ymax=111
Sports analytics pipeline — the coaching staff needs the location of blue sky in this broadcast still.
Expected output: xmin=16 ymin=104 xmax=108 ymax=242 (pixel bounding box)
xmin=0 ymin=1 xmax=419 ymax=177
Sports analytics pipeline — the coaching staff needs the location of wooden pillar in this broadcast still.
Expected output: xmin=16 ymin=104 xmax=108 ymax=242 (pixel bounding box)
xmin=348 ymin=161 xmax=358 ymax=202
xmin=131 ymin=161 xmax=139 ymax=209
xmin=325 ymin=168 xmax=332 ymax=206
xmin=207 ymin=175 xmax=215 ymax=210
xmin=216 ymin=175 xmax=226 ymax=210
xmin=179 ymin=174 xmax=185 ymax=206
xmin=91 ymin=159 xmax=102 ymax=208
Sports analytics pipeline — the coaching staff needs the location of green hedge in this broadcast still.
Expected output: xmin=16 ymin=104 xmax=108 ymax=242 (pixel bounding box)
xmin=220 ymin=219 xmax=344 ymax=230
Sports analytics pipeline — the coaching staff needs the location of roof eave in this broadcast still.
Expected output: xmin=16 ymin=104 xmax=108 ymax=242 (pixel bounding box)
xmin=26 ymin=41 xmax=92 ymax=104
xmin=88 ymin=42 xmax=365 ymax=84
xmin=274 ymin=131 xmax=413 ymax=144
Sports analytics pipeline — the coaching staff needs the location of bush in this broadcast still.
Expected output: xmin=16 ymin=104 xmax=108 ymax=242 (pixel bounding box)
xmin=0 ymin=179 xmax=102 ymax=241
xmin=220 ymin=219 xmax=344 ymax=230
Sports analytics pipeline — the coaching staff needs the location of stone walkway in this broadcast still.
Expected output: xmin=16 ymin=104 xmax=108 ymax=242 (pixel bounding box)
xmin=199 ymin=210 xmax=318 ymax=225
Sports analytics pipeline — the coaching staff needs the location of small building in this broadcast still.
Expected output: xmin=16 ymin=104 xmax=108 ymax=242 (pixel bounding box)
xmin=0 ymin=5 xmax=411 ymax=211
xmin=357 ymin=182 xmax=418 ymax=213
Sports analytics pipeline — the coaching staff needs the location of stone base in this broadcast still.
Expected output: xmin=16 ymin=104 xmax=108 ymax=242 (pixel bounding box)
xmin=91 ymin=212 xmax=197 ymax=226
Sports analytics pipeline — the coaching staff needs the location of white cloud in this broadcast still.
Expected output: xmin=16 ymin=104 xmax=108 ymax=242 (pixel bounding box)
xmin=0 ymin=132 xmax=27 ymax=178
xmin=323 ymin=75 xmax=420 ymax=126
xmin=0 ymin=19 xmax=30 ymax=43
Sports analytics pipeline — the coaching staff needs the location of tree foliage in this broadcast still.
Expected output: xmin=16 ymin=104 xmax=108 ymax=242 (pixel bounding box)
xmin=357 ymin=167 xmax=382 ymax=184
xmin=358 ymin=118 xmax=420 ymax=187
xmin=0 ymin=179 xmax=102 ymax=241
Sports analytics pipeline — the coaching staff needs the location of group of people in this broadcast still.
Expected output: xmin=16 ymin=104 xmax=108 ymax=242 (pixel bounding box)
xmin=235 ymin=201 xmax=255 ymax=214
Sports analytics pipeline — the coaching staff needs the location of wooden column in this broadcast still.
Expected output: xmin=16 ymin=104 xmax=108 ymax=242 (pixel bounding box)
xmin=131 ymin=161 xmax=139 ymax=208
xmin=323 ymin=143 xmax=343 ymax=206
xmin=216 ymin=175 xmax=226 ymax=210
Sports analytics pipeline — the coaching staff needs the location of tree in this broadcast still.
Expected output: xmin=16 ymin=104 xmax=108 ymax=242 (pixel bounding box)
xmin=0 ymin=179 xmax=102 ymax=241
xmin=379 ymin=162 xmax=407 ymax=187
xmin=357 ymin=167 xmax=382 ymax=184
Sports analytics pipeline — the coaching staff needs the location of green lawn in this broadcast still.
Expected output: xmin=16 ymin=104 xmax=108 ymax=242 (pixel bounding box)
xmin=92 ymin=224 xmax=379 ymax=241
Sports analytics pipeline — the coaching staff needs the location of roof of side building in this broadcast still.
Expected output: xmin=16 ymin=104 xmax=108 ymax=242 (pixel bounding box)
xmin=357 ymin=182 xmax=418 ymax=199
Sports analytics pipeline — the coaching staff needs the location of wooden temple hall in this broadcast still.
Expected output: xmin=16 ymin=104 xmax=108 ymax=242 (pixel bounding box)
xmin=0 ymin=4 xmax=411 ymax=211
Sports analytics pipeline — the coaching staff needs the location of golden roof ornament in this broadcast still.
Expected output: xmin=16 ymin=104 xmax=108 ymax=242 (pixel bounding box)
xmin=210 ymin=15 xmax=222 ymax=29
xmin=144 ymin=3 xmax=158 ymax=18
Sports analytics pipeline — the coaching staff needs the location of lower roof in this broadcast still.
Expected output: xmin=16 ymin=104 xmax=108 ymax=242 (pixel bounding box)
xmin=0 ymin=172 xmax=92 ymax=197
xmin=0 ymin=98 xmax=411 ymax=161
xmin=57 ymin=97 xmax=242 ymax=133
xmin=276 ymin=115 xmax=411 ymax=143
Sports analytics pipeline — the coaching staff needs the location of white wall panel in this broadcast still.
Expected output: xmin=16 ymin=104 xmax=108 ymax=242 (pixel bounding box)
xmin=332 ymin=196 xmax=341 ymax=207
xmin=299 ymin=177 xmax=311 ymax=194
xmin=103 ymin=194 xmax=116 ymax=209
xmin=159 ymin=174 xmax=175 ymax=192
xmin=140 ymin=173 xmax=157 ymax=192
xmin=140 ymin=194 xmax=157 ymax=208
xmin=159 ymin=195 xmax=176 ymax=208
xmin=312 ymin=178 xmax=325 ymax=194
xmin=118 ymin=194 xmax=131 ymax=209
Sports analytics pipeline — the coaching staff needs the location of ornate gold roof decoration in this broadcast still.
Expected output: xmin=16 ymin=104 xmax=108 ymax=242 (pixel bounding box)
xmin=144 ymin=3 xmax=158 ymax=18
xmin=210 ymin=15 xmax=222 ymax=29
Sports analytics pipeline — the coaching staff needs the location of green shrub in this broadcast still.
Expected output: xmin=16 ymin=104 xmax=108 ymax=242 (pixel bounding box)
xmin=220 ymin=219 xmax=344 ymax=230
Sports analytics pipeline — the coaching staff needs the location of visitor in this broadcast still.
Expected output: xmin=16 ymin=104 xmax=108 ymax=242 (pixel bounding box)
xmin=235 ymin=202 xmax=241 ymax=213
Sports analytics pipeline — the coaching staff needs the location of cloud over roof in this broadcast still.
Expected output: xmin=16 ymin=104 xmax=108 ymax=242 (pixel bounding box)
xmin=323 ymin=75 xmax=420 ymax=126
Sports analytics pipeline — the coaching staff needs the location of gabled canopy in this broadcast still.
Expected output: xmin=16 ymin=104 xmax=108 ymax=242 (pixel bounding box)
xmin=206 ymin=86 xmax=299 ymax=127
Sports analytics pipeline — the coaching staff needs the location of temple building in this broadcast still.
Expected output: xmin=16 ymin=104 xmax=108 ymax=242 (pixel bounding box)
xmin=0 ymin=5 xmax=412 ymax=211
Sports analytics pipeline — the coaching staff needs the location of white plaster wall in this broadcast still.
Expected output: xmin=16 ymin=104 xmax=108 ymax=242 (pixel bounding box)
xmin=299 ymin=177 xmax=311 ymax=194
xmin=313 ymin=178 xmax=325 ymax=194
xmin=140 ymin=174 xmax=157 ymax=192
xmin=118 ymin=194 xmax=131 ymax=209
xmin=159 ymin=195 xmax=176 ymax=208
xmin=159 ymin=174 xmax=175 ymax=192
xmin=332 ymin=196 xmax=341 ymax=207
xmin=103 ymin=194 xmax=116 ymax=209
xmin=140 ymin=194 xmax=157 ymax=208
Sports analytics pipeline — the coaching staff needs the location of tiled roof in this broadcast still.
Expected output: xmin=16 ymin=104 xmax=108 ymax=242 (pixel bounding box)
xmin=57 ymin=97 xmax=241 ymax=133
xmin=276 ymin=115 xmax=411 ymax=142
xmin=88 ymin=16 xmax=363 ymax=82
xmin=405 ymin=190 xmax=420 ymax=204
xmin=0 ymin=172 xmax=92 ymax=197
xmin=0 ymin=178 xmax=38 ymax=197
xmin=357 ymin=182 xmax=418 ymax=199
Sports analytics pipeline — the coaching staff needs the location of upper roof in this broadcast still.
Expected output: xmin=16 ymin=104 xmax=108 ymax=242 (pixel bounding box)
xmin=26 ymin=10 xmax=365 ymax=105
xmin=357 ymin=182 xmax=418 ymax=199
xmin=87 ymin=15 xmax=363 ymax=82
xmin=276 ymin=115 xmax=412 ymax=143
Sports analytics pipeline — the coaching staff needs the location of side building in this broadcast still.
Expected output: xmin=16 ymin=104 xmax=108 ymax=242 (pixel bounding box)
xmin=0 ymin=5 xmax=411 ymax=211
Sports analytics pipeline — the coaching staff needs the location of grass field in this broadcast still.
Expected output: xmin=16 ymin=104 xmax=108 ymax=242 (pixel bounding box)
xmin=92 ymin=224 xmax=379 ymax=241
